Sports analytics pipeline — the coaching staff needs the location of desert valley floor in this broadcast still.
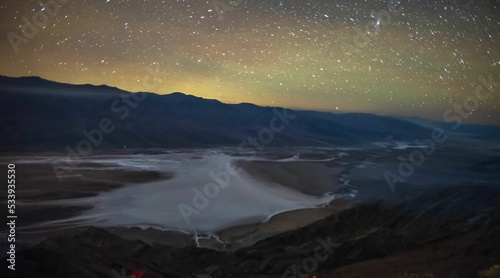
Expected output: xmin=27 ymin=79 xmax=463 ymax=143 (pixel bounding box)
xmin=1 ymin=143 xmax=500 ymax=277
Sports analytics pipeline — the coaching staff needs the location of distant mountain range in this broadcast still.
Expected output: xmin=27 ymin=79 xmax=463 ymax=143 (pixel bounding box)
xmin=397 ymin=116 xmax=500 ymax=140
xmin=0 ymin=75 xmax=497 ymax=150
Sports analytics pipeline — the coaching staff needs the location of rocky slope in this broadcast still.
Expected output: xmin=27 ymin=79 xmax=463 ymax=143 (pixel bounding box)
xmin=2 ymin=183 xmax=499 ymax=278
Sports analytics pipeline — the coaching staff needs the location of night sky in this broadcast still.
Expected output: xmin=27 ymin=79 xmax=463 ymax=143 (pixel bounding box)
xmin=1 ymin=0 xmax=499 ymax=124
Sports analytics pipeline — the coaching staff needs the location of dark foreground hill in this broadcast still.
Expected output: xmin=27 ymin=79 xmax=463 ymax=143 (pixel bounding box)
xmin=2 ymin=183 xmax=499 ymax=278
xmin=0 ymin=75 xmax=439 ymax=150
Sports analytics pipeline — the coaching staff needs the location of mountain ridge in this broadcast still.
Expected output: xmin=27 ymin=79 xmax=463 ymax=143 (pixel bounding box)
xmin=0 ymin=75 xmax=491 ymax=150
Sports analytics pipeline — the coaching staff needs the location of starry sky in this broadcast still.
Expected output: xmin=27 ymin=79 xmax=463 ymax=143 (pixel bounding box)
xmin=0 ymin=0 xmax=499 ymax=124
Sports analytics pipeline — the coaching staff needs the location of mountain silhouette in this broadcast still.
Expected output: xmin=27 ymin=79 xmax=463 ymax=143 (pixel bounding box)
xmin=0 ymin=75 xmax=445 ymax=150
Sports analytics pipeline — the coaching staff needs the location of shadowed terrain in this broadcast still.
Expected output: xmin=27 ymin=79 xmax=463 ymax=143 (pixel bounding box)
xmin=1 ymin=76 xmax=500 ymax=278
xmin=2 ymin=184 xmax=499 ymax=278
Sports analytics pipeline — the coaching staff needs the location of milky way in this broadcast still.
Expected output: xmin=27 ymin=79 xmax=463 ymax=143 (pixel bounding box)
xmin=0 ymin=0 xmax=499 ymax=124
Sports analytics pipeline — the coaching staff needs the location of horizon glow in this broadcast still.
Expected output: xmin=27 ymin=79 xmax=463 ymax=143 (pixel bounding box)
xmin=0 ymin=0 xmax=499 ymax=124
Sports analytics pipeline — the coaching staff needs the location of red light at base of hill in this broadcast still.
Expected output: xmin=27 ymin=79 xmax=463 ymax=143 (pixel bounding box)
xmin=130 ymin=270 xmax=145 ymax=278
